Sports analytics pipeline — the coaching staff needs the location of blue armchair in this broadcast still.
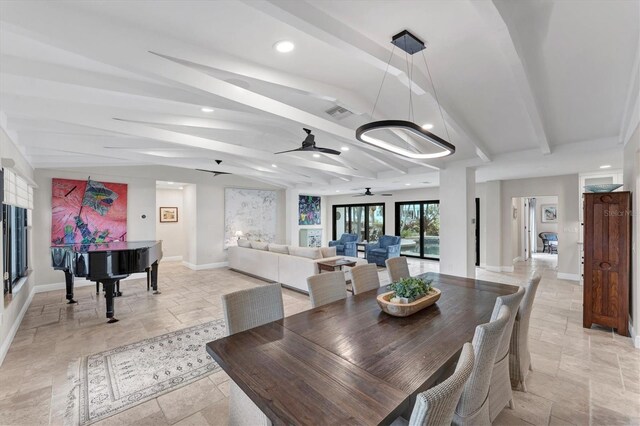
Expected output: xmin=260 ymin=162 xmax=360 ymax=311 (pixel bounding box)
xmin=328 ymin=233 xmax=359 ymax=257
xmin=366 ymin=235 xmax=401 ymax=267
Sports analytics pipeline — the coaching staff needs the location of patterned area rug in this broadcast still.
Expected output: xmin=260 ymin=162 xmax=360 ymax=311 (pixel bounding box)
xmin=65 ymin=319 xmax=226 ymax=425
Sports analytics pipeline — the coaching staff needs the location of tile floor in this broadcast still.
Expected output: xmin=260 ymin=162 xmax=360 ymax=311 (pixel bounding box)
xmin=0 ymin=254 xmax=638 ymax=425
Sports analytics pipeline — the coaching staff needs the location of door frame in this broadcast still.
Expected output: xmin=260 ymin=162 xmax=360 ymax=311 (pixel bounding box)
xmin=332 ymin=203 xmax=386 ymax=242
xmin=395 ymin=200 xmax=440 ymax=261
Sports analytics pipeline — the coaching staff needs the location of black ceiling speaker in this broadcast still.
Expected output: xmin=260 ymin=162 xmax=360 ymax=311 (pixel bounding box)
xmin=275 ymin=128 xmax=341 ymax=155
xmin=215 ymin=160 xmax=222 ymax=165
xmin=353 ymin=187 xmax=393 ymax=197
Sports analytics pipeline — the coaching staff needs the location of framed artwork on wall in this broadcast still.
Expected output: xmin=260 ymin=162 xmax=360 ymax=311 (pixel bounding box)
xmin=299 ymin=195 xmax=321 ymax=225
xmin=541 ymin=204 xmax=557 ymax=223
xmin=159 ymin=207 xmax=178 ymax=223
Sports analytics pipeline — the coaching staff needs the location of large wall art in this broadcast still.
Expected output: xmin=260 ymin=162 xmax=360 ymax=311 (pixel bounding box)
xmin=51 ymin=178 xmax=128 ymax=244
xmin=224 ymin=188 xmax=277 ymax=248
xmin=298 ymin=195 xmax=321 ymax=225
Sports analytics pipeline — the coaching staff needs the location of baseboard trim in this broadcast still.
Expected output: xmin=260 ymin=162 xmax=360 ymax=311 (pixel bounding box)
xmin=557 ymin=272 xmax=580 ymax=281
xmin=35 ymin=272 xmax=148 ymax=294
xmin=161 ymin=256 xmax=183 ymax=262
xmin=513 ymin=257 xmax=524 ymax=263
xmin=0 ymin=285 xmax=35 ymax=366
xmin=181 ymin=261 xmax=229 ymax=271
xmin=483 ymin=265 xmax=502 ymax=272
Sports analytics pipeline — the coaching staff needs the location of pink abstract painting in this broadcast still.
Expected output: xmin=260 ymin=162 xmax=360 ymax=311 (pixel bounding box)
xmin=51 ymin=178 xmax=128 ymax=244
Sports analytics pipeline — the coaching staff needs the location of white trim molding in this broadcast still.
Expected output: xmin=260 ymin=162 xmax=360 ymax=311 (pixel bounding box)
xmin=482 ymin=265 xmax=515 ymax=273
xmin=161 ymin=255 xmax=183 ymax=262
xmin=181 ymin=261 xmax=229 ymax=271
xmin=557 ymin=272 xmax=580 ymax=281
xmin=0 ymin=286 xmax=35 ymax=366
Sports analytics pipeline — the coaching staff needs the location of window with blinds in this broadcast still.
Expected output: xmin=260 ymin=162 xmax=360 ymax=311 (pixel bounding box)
xmin=3 ymin=169 xmax=34 ymax=210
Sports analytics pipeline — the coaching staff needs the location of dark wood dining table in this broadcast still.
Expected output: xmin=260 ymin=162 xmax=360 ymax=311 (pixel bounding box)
xmin=206 ymin=272 xmax=518 ymax=426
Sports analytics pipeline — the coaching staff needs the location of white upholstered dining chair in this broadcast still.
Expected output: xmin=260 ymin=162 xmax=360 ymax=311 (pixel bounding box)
xmin=453 ymin=305 xmax=511 ymax=426
xmin=307 ymin=271 xmax=348 ymax=308
xmin=488 ymin=287 xmax=525 ymax=422
xmin=386 ymin=256 xmax=411 ymax=282
xmin=350 ymin=263 xmax=381 ymax=295
xmin=222 ymin=283 xmax=284 ymax=426
xmin=509 ymin=273 xmax=542 ymax=391
xmin=392 ymin=343 xmax=475 ymax=426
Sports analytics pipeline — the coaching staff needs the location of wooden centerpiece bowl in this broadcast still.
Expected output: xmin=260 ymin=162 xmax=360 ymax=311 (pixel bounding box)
xmin=377 ymin=288 xmax=441 ymax=317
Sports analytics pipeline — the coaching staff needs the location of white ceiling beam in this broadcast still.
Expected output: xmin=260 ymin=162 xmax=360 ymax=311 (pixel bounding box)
xmin=245 ymin=0 xmax=493 ymax=163
xmin=474 ymin=1 xmax=551 ymax=155
xmin=0 ymin=6 xmax=440 ymax=172
xmin=3 ymin=94 xmax=372 ymax=179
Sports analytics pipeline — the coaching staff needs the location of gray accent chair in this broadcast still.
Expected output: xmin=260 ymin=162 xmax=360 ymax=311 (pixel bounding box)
xmin=222 ymin=283 xmax=284 ymax=426
xmin=328 ymin=233 xmax=359 ymax=257
xmin=393 ymin=343 xmax=475 ymax=426
xmin=366 ymin=235 xmax=401 ymax=267
xmin=454 ymin=305 xmax=511 ymax=426
xmin=386 ymin=256 xmax=410 ymax=282
xmin=509 ymin=274 xmax=542 ymax=391
xmin=488 ymin=287 xmax=525 ymax=422
xmin=307 ymin=271 xmax=347 ymax=308
xmin=350 ymin=263 xmax=380 ymax=295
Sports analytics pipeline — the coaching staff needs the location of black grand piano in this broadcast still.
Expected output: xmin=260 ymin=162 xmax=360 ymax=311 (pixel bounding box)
xmin=51 ymin=240 xmax=162 ymax=323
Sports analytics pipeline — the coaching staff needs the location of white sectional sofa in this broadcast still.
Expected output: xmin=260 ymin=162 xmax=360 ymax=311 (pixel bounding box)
xmin=228 ymin=242 xmax=366 ymax=293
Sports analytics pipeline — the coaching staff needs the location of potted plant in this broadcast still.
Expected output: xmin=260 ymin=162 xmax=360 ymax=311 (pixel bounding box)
xmin=387 ymin=277 xmax=433 ymax=304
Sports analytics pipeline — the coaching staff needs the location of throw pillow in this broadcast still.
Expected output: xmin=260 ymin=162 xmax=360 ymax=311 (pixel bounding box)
xmin=251 ymin=241 xmax=269 ymax=251
xmin=321 ymin=246 xmax=337 ymax=258
xmin=289 ymin=246 xmax=323 ymax=260
xmin=237 ymin=239 xmax=252 ymax=248
xmin=269 ymin=244 xmax=289 ymax=254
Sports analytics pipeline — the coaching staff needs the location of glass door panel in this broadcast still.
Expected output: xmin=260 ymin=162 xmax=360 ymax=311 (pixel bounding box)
xmin=398 ymin=203 xmax=421 ymax=256
xmin=423 ymin=203 xmax=440 ymax=259
xmin=368 ymin=205 xmax=384 ymax=242
xmin=350 ymin=206 xmax=366 ymax=242
xmin=334 ymin=206 xmax=347 ymax=239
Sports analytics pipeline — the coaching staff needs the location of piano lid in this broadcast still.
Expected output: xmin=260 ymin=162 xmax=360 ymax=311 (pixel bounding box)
xmin=51 ymin=240 xmax=160 ymax=253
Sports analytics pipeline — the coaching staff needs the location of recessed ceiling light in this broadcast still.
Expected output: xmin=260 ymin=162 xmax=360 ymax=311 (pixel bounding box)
xmin=313 ymin=153 xmax=321 ymax=158
xmin=341 ymin=146 xmax=350 ymax=151
xmin=168 ymin=181 xmax=174 ymax=185
xmin=201 ymin=107 xmax=214 ymax=113
xmin=405 ymin=183 xmax=411 ymax=186
xmin=600 ymin=164 xmax=612 ymax=169
xmin=422 ymin=123 xmax=434 ymax=130
xmin=336 ymin=190 xmax=340 ymax=193
xmin=179 ymin=187 xmax=183 ymax=190
xmin=271 ymin=164 xmax=278 ymax=168
xmin=274 ymin=40 xmax=295 ymax=53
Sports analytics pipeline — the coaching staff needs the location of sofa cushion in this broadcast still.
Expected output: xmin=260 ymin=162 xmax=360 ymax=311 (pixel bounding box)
xmin=237 ymin=239 xmax=252 ymax=248
xmin=251 ymin=241 xmax=269 ymax=251
xmin=289 ymin=246 xmax=323 ymax=260
xmin=269 ymin=244 xmax=289 ymax=254
xmin=321 ymin=246 xmax=337 ymax=258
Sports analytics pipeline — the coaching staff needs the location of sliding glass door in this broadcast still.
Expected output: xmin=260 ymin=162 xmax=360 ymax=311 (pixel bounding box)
xmin=332 ymin=203 xmax=385 ymax=242
xmin=395 ymin=201 xmax=440 ymax=260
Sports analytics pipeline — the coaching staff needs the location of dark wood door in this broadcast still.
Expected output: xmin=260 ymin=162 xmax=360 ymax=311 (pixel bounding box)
xmin=583 ymin=192 xmax=631 ymax=336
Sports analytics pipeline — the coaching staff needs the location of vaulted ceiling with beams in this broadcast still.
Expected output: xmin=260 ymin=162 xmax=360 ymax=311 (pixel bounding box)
xmin=0 ymin=0 xmax=637 ymax=194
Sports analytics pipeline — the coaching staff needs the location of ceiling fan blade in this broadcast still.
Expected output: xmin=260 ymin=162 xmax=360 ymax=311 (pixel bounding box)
xmin=274 ymin=148 xmax=304 ymax=154
xmin=317 ymin=147 xmax=341 ymax=155
xmin=352 ymin=194 xmax=366 ymax=197
xmin=195 ymin=169 xmax=231 ymax=176
xmin=381 ymin=194 xmax=393 ymax=196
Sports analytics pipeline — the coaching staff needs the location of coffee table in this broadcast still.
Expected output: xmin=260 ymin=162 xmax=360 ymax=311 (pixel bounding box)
xmin=317 ymin=258 xmax=357 ymax=273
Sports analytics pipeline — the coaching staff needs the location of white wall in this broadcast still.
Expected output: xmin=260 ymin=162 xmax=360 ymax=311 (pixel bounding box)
xmin=156 ymin=188 xmax=185 ymax=260
xmin=0 ymin=127 xmax=35 ymax=365
xmin=623 ymin=123 xmax=639 ymax=346
xmin=500 ymin=174 xmax=580 ymax=277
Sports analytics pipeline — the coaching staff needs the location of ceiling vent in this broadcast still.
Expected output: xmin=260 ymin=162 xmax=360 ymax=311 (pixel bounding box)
xmin=325 ymin=105 xmax=353 ymax=120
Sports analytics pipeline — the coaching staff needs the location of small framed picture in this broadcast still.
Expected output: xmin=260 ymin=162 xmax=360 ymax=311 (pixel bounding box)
xmin=541 ymin=204 xmax=557 ymax=223
xmin=159 ymin=207 xmax=178 ymax=223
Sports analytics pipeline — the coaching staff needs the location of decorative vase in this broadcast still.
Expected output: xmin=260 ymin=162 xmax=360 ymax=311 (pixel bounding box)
xmin=377 ymin=288 xmax=441 ymax=317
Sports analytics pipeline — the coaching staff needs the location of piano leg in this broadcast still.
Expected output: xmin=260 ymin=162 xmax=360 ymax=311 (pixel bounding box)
xmin=103 ymin=279 xmax=119 ymax=323
xmin=146 ymin=267 xmax=151 ymax=291
xmin=151 ymin=261 xmax=161 ymax=294
xmin=64 ymin=271 xmax=77 ymax=304
xmin=115 ymin=280 xmax=122 ymax=297
xmin=96 ymin=281 xmax=100 ymax=295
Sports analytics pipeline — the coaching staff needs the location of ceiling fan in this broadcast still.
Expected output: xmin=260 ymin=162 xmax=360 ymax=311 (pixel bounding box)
xmin=353 ymin=188 xmax=393 ymax=197
xmin=196 ymin=160 xmax=231 ymax=177
xmin=275 ymin=128 xmax=341 ymax=155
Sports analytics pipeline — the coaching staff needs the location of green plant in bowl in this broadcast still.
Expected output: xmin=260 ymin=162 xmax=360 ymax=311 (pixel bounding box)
xmin=387 ymin=277 xmax=433 ymax=304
